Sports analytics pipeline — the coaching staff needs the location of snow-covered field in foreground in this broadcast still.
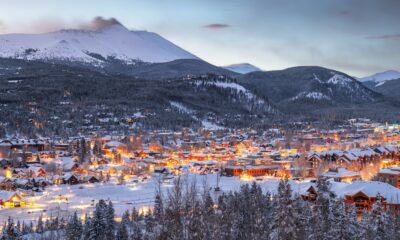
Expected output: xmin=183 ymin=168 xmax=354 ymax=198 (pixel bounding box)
xmin=0 ymin=174 xmax=288 ymax=223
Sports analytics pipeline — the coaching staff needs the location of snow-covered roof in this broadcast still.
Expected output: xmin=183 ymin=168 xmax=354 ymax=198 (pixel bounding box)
xmin=379 ymin=167 xmax=400 ymax=175
xmin=321 ymin=168 xmax=360 ymax=178
xmin=104 ymin=141 xmax=126 ymax=148
xmin=0 ymin=191 xmax=21 ymax=201
xmin=332 ymin=181 xmax=400 ymax=204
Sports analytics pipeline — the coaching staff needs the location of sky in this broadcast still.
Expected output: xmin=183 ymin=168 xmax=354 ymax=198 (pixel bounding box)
xmin=0 ymin=0 xmax=399 ymax=77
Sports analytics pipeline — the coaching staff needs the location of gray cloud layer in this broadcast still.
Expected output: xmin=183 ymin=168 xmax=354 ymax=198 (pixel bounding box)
xmin=203 ymin=23 xmax=230 ymax=30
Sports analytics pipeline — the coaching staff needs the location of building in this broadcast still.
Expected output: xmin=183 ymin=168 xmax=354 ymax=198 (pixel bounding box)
xmin=321 ymin=168 xmax=361 ymax=182
xmin=0 ymin=191 xmax=25 ymax=207
xmin=377 ymin=167 xmax=400 ymax=188
xmin=102 ymin=141 xmax=128 ymax=156
xmin=301 ymin=181 xmax=400 ymax=214
xmin=338 ymin=181 xmax=400 ymax=213
xmin=224 ymin=165 xmax=278 ymax=177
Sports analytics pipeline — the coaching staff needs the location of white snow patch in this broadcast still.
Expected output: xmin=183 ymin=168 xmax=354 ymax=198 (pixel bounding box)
xmin=292 ymin=91 xmax=331 ymax=101
xmin=375 ymin=81 xmax=386 ymax=87
xmin=169 ymin=101 xmax=195 ymax=114
xmin=194 ymin=81 xmax=265 ymax=104
xmin=327 ymin=74 xmax=352 ymax=85
xmin=201 ymin=120 xmax=225 ymax=130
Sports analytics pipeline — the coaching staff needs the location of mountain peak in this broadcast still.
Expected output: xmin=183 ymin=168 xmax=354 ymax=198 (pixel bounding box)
xmin=223 ymin=63 xmax=262 ymax=74
xmin=360 ymin=70 xmax=400 ymax=83
xmin=0 ymin=21 xmax=198 ymax=64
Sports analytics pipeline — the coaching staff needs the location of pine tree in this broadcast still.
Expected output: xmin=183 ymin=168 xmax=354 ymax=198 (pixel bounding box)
xmin=131 ymin=207 xmax=139 ymax=222
xmin=132 ymin=221 xmax=143 ymax=240
xmin=79 ymin=137 xmax=86 ymax=163
xmin=154 ymin=193 xmax=164 ymax=220
xmin=105 ymin=201 xmax=116 ymax=240
xmin=121 ymin=209 xmax=131 ymax=226
xmin=36 ymin=214 xmax=44 ymax=233
xmin=15 ymin=221 xmax=21 ymax=234
xmin=116 ymin=223 xmax=129 ymax=240
xmin=233 ymin=184 xmax=252 ymax=239
xmin=270 ymin=178 xmax=297 ymax=240
xmin=143 ymin=213 xmax=155 ymax=240
xmin=1 ymin=217 xmax=21 ymax=240
xmin=368 ymin=196 xmax=389 ymax=240
xmin=214 ymin=194 xmax=233 ymax=240
xmin=327 ymin=200 xmax=355 ymax=240
xmin=90 ymin=200 xmax=108 ymax=240
xmin=291 ymin=197 xmax=310 ymax=239
xmin=66 ymin=212 xmax=83 ymax=240
xmin=309 ymin=178 xmax=334 ymax=240
xmin=82 ymin=214 xmax=92 ymax=240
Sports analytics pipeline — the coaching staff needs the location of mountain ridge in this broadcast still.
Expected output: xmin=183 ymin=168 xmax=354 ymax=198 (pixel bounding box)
xmin=223 ymin=63 xmax=262 ymax=74
xmin=0 ymin=24 xmax=198 ymax=64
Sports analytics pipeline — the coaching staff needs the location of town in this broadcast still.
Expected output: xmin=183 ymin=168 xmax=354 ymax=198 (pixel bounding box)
xmin=1 ymin=117 xmax=400 ymax=225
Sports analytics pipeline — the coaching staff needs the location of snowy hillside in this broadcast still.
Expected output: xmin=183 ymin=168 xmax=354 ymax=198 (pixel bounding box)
xmin=0 ymin=23 xmax=198 ymax=64
xmin=223 ymin=63 xmax=262 ymax=74
xmin=359 ymin=70 xmax=400 ymax=85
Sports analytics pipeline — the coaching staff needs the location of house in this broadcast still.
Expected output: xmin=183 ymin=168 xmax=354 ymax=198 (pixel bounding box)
xmin=63 ymin=173 xmax=79 ymax=185
xmin=336 ymin=181 xmax=400 ymax=213
xmin=307 ymin=150 xmax=343 ymax=168
xmin=102 ymin=141 xmax=128 ymax=155
xmin=321 ymin=168 xmax=361 ymax=182
xmin=377 ymin=167 xmax=400 ymax=188
xmin=300 ymin=181 xmax=400 ymax=214
xmin=0 ymin=177 xmax=16 ymax=191
xmin=374 ymin=146 xmax=397 ymax=160
xmin=0 ymin=191 xmax=25 ymax=207
xmin=338 ymin=148 xmax=379 ymax=165
xmin=85 ymin=176 xmax=100 ymax=184
xmin=301 ymin=186 xmax=318 ymax=202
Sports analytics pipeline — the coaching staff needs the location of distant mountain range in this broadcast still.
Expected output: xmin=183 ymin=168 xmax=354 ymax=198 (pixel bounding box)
xmin=360 ymin=70 xmax=400 ymax=100
xmin=359 ymin=70 xmax=400 ymax=84
xmin=222 ymin=63 xmax=262 ymax=74
xmin=0 ymin=23 xmax=399 ymax=126
xmin=239 ymin=66 xmax=381 ymax=115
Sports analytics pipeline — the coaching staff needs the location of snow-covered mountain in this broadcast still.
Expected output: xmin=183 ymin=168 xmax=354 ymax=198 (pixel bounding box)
xmin=239 ymin=66 xmax=380 ymax=113
xmin=359 ymin=70 xmax=400 ymax=83
xmin=223 ymin=63 xmax=262 ymax=74
xmin=0 ymin=23 xmax=198 ymax=64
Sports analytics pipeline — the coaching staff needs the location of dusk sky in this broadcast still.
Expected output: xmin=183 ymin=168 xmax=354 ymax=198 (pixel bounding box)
xmin=0 ymin=0 xmax=399 ymax=76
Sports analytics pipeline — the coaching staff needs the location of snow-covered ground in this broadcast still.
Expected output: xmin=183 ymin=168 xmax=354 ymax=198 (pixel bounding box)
xmin=0 ymin=174 xmax=287 ymax=224
xmin=201 ymin=120 xmax=225 ymax=130
xmin=2 ymin=172 xmax=398 ymax=226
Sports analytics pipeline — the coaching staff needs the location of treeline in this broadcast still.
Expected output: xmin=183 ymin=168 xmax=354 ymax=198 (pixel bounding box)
xmin=2 ymin=178 xmax=400 ymax=240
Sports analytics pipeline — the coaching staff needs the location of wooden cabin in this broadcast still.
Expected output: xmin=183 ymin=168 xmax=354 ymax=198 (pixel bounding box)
xmin=63 ymin=173 xmax=79 ymax=185
xmin=0 ymin=191 xmax=26 ymax=208
xmin=377 ymin=167 xmax=400 ymax=188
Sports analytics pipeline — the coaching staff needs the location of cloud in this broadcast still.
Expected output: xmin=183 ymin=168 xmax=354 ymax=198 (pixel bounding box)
xmin=80 ymin=17 xmax=122 ymax=31
xmin=0 ymin=16 xmax=124 ymax=34
xmin=366 ymin=33 xmax=400 ymax=40
xmin=203 ymin=23 xmax=230 ymax=30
